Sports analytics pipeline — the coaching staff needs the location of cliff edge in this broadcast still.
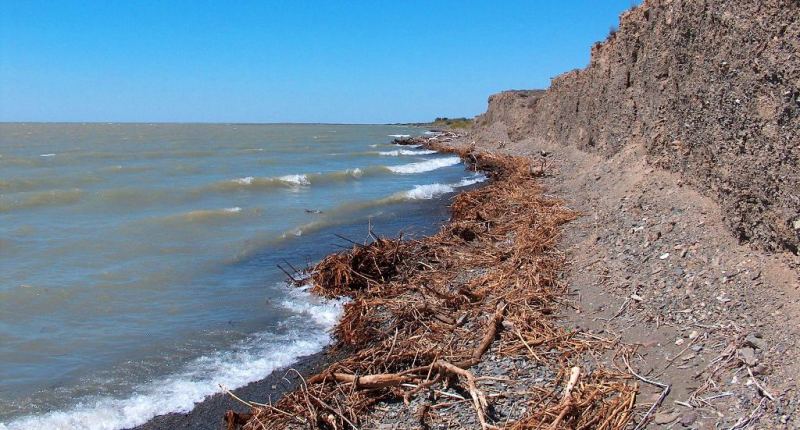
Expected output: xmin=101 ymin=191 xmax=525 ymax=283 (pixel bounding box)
xmin=473 ymin=0 xmax=799 ymax=254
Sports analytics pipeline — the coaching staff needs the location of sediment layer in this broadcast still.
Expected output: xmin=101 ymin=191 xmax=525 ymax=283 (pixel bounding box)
xmin=472 ymin=0 xmax=799 ymax=253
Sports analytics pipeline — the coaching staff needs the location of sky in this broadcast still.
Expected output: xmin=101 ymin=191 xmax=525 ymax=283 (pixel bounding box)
xmin=0 ymin=1 xmax=638 ymax=124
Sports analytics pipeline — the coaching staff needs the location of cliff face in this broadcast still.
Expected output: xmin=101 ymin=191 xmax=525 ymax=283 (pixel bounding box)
xmin=474 ymin=0 xmax=799 ymax=253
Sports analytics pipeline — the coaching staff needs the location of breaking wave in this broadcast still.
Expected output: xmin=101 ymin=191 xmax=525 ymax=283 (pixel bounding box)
xmin=402 ymin=183 xmax=455 ymax=200
xmin=397 ymin=175 xmax=488 ymax=201
xmin=386 ymin=156 xmax=462 ymax=174
xmin=0 ymin=285 xmax=344 ymax=430
xmin=214 ymin=168 xmax=371 ymax=192
xmin=378 ymin=149 xmax=437 ymax=156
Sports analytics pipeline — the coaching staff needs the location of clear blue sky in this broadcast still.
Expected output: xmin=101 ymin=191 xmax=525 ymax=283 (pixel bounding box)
xmin=0 ymin=1 xmax=638 ymax=123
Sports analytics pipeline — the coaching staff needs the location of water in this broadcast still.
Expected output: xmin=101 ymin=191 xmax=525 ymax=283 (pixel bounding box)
xmin=0 ymin=123 xmax=484 ymax=429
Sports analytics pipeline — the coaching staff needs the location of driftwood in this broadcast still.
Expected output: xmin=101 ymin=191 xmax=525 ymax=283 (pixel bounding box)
xmin=332 ymin=372 xmax=411 ymax=389
xmin=232 ymin=146 xmax=638 ymax=430
xmin=224 ymin=411 xmax=252 ymax=430
xmin=549 ymin=367 xmax=581 ymax=429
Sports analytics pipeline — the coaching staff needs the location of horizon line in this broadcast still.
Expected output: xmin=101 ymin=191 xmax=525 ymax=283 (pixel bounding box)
xmin=0 ymin=120 xmax=439 ymax=126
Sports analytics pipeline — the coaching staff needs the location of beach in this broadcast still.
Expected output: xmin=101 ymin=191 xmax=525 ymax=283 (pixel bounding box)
xmin=0 ymin=124 xmax=481 ymax=429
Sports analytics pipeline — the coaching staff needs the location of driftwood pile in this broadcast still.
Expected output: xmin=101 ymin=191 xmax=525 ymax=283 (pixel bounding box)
xmin=229 ymin=146 xmax=639 ymax=429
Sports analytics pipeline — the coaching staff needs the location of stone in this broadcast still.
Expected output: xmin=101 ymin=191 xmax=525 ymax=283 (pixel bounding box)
xmin=654 ymin=411 xmax=680 ymax=424
xmin=680 ymin=411 xmax=698 ymax=426
xmin=737 ymin=347 xmax=758 ymax=366
xmin=744 ymin=333 xmax=768 ymax=350
xmin=751 ymin=363 xmax=769 ymax=375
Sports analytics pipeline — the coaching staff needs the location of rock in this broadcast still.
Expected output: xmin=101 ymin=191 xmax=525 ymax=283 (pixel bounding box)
xmin=654 ymin=411 xmax=680 ymax=424
xmin=744 ymin=333 xmax=768 ymax=350
xmin=737 ymin=347 xmax=758 ymax=366
xmin=688 ymin=330 xmax=700 ymax=340
xmin=751 ymin=363 xmax=769 ymax=375
xmin=660 ymin=253 xmax=670 ymax=260
xmin=680 ymin=411 xmax=698 ymax=426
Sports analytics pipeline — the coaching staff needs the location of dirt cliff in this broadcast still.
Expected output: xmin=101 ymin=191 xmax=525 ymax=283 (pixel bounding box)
xmin=473 ymin=0 xmax=799 ymax=254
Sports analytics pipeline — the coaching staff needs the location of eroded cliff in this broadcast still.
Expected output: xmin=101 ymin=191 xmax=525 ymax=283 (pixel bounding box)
xmin=474 ymin=0 xmax=799 ymax=253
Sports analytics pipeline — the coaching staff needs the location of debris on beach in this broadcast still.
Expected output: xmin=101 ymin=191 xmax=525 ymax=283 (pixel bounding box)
xmin=228 ymin=138 xmax=640 ymax=429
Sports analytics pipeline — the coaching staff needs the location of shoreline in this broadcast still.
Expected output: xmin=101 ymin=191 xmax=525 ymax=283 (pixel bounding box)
xmin=127 ymin=126 xmax=798 ymax=429
xmin=128 ymin=132 xmax=473 ymax=430
xmin=231 ymin=134 xmax=639 ymax=429
xmin=127 ymin=350 xmax=341 ymax=430
xmin=131 ymin=127 xmax=797 ymax=430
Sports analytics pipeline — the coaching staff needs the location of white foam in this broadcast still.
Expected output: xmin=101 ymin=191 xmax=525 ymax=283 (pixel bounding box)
xmin=387 ymin=156 xmax=462 ymax=174
xmin=230 ymin=174 xmax=310 ymax=187
xmin=403 ymin=183 xmax=455 ymax=200
xmin=379 ymin=149 xmax=437 ymax=156
xmin=224 ymin=207 xmax=242 ymax=213
xmin=280 ymin=284 xmax=348 ymax=328
xmin=455 ymin=176 xmax=488 ymax=187
xmin=394 ymin=175 xmax=487 ymax=202
xmin=346 ymin=168 xmax=363 ymax=178
xmin=39 ymin=153 xmax=56 ymax=157
xmin=278 ymin=174 xmax=310 ymax=186
xmin=387 ymin=134 xmax=411 ymax=138
xmin=1 ymin=286 xmax=344 ymax=430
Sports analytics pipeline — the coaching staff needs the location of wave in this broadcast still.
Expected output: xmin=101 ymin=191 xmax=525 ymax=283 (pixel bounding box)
xmin=99 ymin=165 xmax=153 ymax=174
xmin=378 ymin=149 xmax=437 ymax=156
xmin=0 ymin=286 xmax=344 ymax=430
xmin=387 ymin=134 xmax=410 ymax=138
xmin=396 ymin=174 xmax=488 ymax=201
xmin=226 ymin=173 xmax=488 ymax=264
xmin=402 ymin=183 xmax=455 ymax=200
xmin=0 ymin=189 xmax=84 ymax=212
xmin=227 ymin=174 xmax=308 ymax=188
xmin=0 ymin=175 xmax=102 ymax=193
xmin=386 ymin=156 xmax=462 ymax=174
xmin=211 ymin=168 xmax=373 ymax=192
xmin=454 ymin=176 xmax=487 ymax=187
xmin=157 ymin=207 xmax=250 ymax=224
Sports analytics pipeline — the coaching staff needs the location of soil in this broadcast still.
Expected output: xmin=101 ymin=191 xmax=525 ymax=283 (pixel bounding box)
xmin=472 ymin=0 xmax=800 ymax=253
xmin=450 ymin=131 xmax=800 ymax=428
xmin=457 ymin=0 xmax=800 ymax=426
